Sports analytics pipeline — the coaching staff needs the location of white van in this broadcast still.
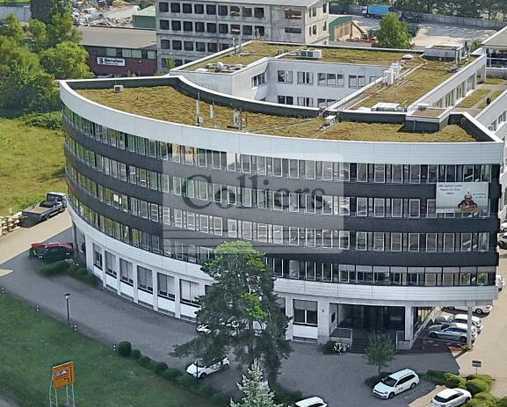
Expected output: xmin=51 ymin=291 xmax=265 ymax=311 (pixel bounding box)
xmin=373 ymin=369 xmax=419 ymax=399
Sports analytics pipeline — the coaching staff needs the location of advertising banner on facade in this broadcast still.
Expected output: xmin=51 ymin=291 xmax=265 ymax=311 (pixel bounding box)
xmin=97 ymin=57 xmax=126 ymax=66
xmin=436 ymin=182 xmax=488 ymax=214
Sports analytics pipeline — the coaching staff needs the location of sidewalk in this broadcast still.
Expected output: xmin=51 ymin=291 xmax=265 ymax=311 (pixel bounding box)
xmin=0 ymin=213 xmax=459 ymax=407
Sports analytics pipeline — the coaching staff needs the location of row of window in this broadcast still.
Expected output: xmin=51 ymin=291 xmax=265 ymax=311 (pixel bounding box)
xmin=159 ymin=20 xmax=265 ymax=37
xmin=69 ymin=171 xmax=491 ymax=253
xmin=434 ymin=74 xmax=477 ymax=109
xmin=159 ymin=2 xmax=266 ymax=18
xmin=277 ymin=70 xmax=374 ymax=89
xmin=62 ymin=111 xmax=494 ymax=185
xmin=88 ymin=46 xmax=156 ymax=60
xmin=160 ymin=38 xmax=233 ymax=53
xmin=95 ymin=246 xmax=201 ymax=305
xmin=278 ymin=95 xmax=339 ymax=108
xmin=71 ymin=195 xmax=496 ymax=288
xmin=66 ymin=142 xmax=492 ymax=219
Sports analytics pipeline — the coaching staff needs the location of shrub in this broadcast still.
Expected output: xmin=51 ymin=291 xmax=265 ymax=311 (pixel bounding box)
xmin=497 ymin=396 xmax=507 ymax=407
xmin=138 ymin=356 xmax=153 ymax=369
xmin=424 ymin=370 xmax=447 ymax=385
xmin=131 ymin=349 xmax=142 ymax=360
xmin=272 ymin=383 xmax=304 ymax=405
xmin=466 ymin=374 xmax=494 ymax=387
xmin=322 ymin=340 xmax=336 ymax=354
xmin=117 ymin=341 xmax=132 ymax=357
xmin=40 ymin=260 xmax=69 ymax=275
xmin=162 ymin=368 xmax=182 ymax=380
xmin=23 ymin=112 xmax=63 ymax=130
xmin=466 ymin=378 xmax=490 ymax=395
xmin=464 ymin=392 xmax=496 ymax=407
xmin=474 ymin=392 xmax=497 ymax=404
xmin=444 ymin=372 xmax=466 ymax=389
xmin=155 ymin=362 xmax=168 ymax=375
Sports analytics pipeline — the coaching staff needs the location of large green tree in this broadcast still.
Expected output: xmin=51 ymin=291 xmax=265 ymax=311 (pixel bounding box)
xmin=376 ymin=13 xmax=412 ymax=49
xmin=31 ymin=0 xmax=72 ymax=24
xmin=0 ymin=14 xmax=25 ymax=44
xmin=40 ymin=41 xmax=91 ymax=79
xmin=172 ymin=241 xmax=291 ymax=384
xmin=46 ymin=11 xmax=81 ymax=48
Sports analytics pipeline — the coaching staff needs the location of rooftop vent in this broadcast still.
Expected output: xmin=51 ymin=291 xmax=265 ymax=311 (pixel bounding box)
xmin=296 ymin=49 xmax=322 ymax=59
xmin=113 ymin=84 xmax=124 ymax=93
xmin=371 ymin=102 xmax=403 ymax=112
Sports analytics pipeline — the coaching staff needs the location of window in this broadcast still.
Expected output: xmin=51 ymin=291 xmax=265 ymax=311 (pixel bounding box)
xmin=194 ymin=3 xmax=203 ymax=13
xmin=461 ymin=233 xmax=472 ymax=252
xmin=196 ymin=41 xmax=206 ymax=52
xmin=158 ymin=273 xmax=175 ymax=299
xmin=219 ymin=23 xmax=228 ymax=34
xmin=356 ymin=232 xmax=367 ymax=250
xmin=183 ymin=21 xmax=193 ymax=31
xmin=255 ymin=26 xmax=265 ymax=36
xmin=373 ymin=232 xmax=384 ymax=251
xmin=478 ymin=232 xmax=489 ymax=252
xmin=408 ymin=233 xmax=419 ymax=252
xmin=410 ymin=165 xmax=421 ymax=183
xmin=339 ymin=231 xmax=350 ymax=249
xmin=170 ymin=2 xmax=180 ymax=12
xmin=195 ymin=21 xmax=204 ymax=32
xmin=206 ymin=4 xmax=216 ymax=14
xmin=356 ymin=197 xmax=367 ymax=217
xmin=297 ymin=71 xmax=313 ymax=85
xmin=206 ymin=23 xmax=216 ymax=33
xmin=391 ymin=233 xmax=402 ymax=251
xmin=285 ymin=27 xmax=302 ymax=34
xmin=391 ymin=198 xmax=402 ymax=217
xmin=443 ymin=233 xmax=455 ymax=252
xmin=254 ymin=7 xmax=264 ymax=18
xmin=159 ymin=2 xmax=169 ymax=12
xmin=181 ymin=2 xmax=192 ymax=13
xmin=374 ymin=164 xmax=385 ymax=183
xmin=293 ymin=300 xmax=317 ymax=326
xmin=180 ymin=279 xmax=200 ymax=305
xmin=391 ymin=165 xmax=402 ymax=183
xmin=426 ymin=233 xmax=438 ymax=252
xmin=278 ymin=69 xmax=294 ymax=82
xmin=426 ymin=199 xmax=436 ymax=218
xmin=120 ymin=259 xmax=133 ymax=285
xmin=357 ymin=163 xmax=367 ymax=182
xmin=207 ymin=43 xmax=217 ymax=53
xmin=218 ymin=5 xmax=227 ymax=15
xmin=137 ymin=266 xmax=153 ymax=293
xmin=251 ymin=72 xmax=266 ymax=87
xmin=93 ymin=244 xmax=102 ymax=270
xmin=374 ymin=198 xmax=385 ymax=217
xmin=231 ymin=24 xmax=241 ymax=34
xmin=105 ymin=251 xmax=116 ymax=277
xmin=297 ymin=97 xmax=313 ymax=107
xmin=242 ymin=7 xmax=252 ymax=17
xmin=230 ymin=5 xmax=240 ymax=16
xmin=408 ymin=199 xmax=420 ymax=218
xmin=160 ymin=19 xmax=169 ymax=30
xmin=171 ymin=20 xmax=181 ymax=31
xmin=184 ymin=41 xmax=193 ymax=51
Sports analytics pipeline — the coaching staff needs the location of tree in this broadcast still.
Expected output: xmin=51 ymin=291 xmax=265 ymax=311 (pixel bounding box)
xmin=31 ymin=0 xmax=71 ymax=24
xmin=231 ymin=360 xmax=283 ymax=407
xmin=365 ymin=334 xmax=396 ymax=376
xmin=0 ymin=37 xmax=59 ymax=113
xmin=376 ymin=13 xmax=412 ymax=49
xmin=28 ymin=19 xmax=49 ymax=52
xmin=40 ymin=41 xmax=92 ymax=79
xmin=172 ymin=241 xmax=291 ymax=384
xmin=0 ymin=14 xmax=25 ymax=44
xmin=47 ymin=11 xmax=81 ymax=48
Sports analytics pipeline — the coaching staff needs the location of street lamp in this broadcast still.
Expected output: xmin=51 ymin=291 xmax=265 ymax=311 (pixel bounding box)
xmin=65 ymin=293 xmax=71 ymax=325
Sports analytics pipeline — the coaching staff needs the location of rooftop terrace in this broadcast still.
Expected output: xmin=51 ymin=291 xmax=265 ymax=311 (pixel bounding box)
xmin=78 ymin=85 xmax=474 ymax=142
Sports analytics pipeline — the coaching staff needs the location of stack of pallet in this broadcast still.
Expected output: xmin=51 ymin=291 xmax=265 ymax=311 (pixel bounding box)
xmin=0 ymin=213 xmax=22 ymax=237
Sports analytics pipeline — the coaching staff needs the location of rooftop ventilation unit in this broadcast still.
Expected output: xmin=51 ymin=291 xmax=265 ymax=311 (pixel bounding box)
xmin=371 ymin=102 xmax=402 ymax=112
xmin=297 ymin=49 xmax=322 ymax=59
xmin=113 ymin=84 xmax=124 ymax=93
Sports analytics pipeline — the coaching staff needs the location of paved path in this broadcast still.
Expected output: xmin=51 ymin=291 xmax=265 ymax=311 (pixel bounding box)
xmin=0 ymin=212 xmax=493 ymax=407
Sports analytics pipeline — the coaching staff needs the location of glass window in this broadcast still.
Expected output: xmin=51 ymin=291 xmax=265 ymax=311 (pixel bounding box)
xmin=293 ymin=300 xmax=317 ymax=326
xmin=158 ymin=273 xmax=175 ymax=299
xmin=137 ymin=266 xmax=153 ymax=293
xmin=93 ymin=244 xmax=103 ymax=270
xmin=105 ymin=251 xmax=116 ymax=277
xmin=426 ymin=233 xmax=438 ymax=252
xmin=410 ymin=165 xmax=421 ymax=183
xmin=120 ymin=259 xmax=133 ymax=285
xmin=391 ymin=233 xmax=402 ymax=251
xmin=408 ymin=233 xmax=419 ymax=252
xmin=339 ymin=231 xmax=350 ymax=249
xmin=180 ymin=279 xmax=200 ymax=305
xmin=391 ymin=165 xmax=402 ymax=183
xmin=356 ymin=232 xmax=367 ymax=250
xmin=409 ymin=199 xmax=420 ymax=218
xmin=357 ymin=163 xmax=367 ymax=182
xmin=444 ymin=233 xmax=455 ymax=252
xmin=374 ymin=198 xmax=385 ymax=217
xmin=374 ymin=164 xmax=385 ymax=183
xmin=391 ymin=198 xmax=402 ymax=217
xmin=373 ymin=232 xmax=384 ymax=251
xmin=356 ymin=197 xmax=367 ymax=217
xmin=461 ymin=233 xmax=472 ymax=252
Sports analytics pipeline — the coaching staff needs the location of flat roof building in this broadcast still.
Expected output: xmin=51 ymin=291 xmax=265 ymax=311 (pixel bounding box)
xmin=61 ymin=41 xmax=502 ymax=349
xmin=156 ymin=0 xmax=330 ymax=70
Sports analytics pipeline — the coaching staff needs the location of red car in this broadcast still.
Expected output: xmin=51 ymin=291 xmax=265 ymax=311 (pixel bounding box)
xmin=29 ymin=242 xmax=74 ymax=262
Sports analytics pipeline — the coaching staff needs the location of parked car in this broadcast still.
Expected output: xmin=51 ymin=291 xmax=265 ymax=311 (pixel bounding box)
xmin=452 ymin=314 xmax=483 ymax=333
xmin=431 ymin=388 xmax=471 ymax=407
xmin=293 ymin=397 xmax=328 ymax=407
xmin=500 ymin=222 xmax=507 ymax=233
xmin=433 ymin=314 xmax=453 ymax=324
xmin=498 ymin=233 xmax=507 ymax=249
xmin=428 ymin=322 xmax=476 ymax=343
xmin=497 ymin=275 xmax=505 ymax=292
xmin=29 ymin=242 xmax=74 ymax=263
xmin=373 ymin=369 xmax=419 ymax=399
xmin=22 ymin=192 xmax=67 ymax=226
xmin=450 ymin=305 xmax=493 ymax=315
xmin=186 ymin=357 xmax=229 ymax=379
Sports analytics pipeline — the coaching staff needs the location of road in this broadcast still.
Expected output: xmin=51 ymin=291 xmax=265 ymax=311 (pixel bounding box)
xmin=1 ymin=212 xmax=506 ymax=406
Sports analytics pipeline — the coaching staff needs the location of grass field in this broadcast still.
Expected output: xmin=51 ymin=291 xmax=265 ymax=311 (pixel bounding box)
xmin=0 ymin=293 xmax=219 ymax=407
xmin=0 ymin=118 xmax=66 ymax=216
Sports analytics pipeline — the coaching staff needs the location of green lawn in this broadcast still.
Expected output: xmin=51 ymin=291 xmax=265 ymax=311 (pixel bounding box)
xmin=0 ymin=118 xmax=66 ymax=216
xmin=0 ymin=293 xmax=219 ymax=407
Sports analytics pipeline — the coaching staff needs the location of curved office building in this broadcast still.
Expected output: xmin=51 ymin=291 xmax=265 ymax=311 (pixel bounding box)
xmin=61 ymin=41 xmax=502 ymax=348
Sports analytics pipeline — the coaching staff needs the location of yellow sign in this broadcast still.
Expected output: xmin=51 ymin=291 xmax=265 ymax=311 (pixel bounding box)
xmin=51 ymin=361 xmax=75 ymax=389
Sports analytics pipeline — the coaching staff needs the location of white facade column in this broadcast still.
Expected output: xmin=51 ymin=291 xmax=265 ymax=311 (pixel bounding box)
xmin=174 ymin=275 xmax=181 ymax=318
xmin=467 ymin=306 xmax=473 ymax=348
xmin=284 ymin=296 xmax=294 ymax=340
xmin=152 ymin=270 xmax=159 ymax=311
xmin=317 ymin=300 xmax=330 ymax=343
xmin=115 ymin=254 xmax=121 ymax=293
xmin=132 ymin=263 xmax=139 ymax=303
xmin=85 ymin=238 xmax=94 ymax=272
xmin=404 ymin=306 xmax=414 ymax=342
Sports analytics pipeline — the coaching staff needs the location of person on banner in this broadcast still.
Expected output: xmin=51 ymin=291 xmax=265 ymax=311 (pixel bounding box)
xmin=457 ymin=192 xmax=479 ymax=214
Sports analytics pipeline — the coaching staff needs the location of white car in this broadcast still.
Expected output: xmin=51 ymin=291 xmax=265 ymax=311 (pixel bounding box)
xmin=294 ymin=396 xmax=328 ymax=407
xmin=498 ymin=233 xmax=507 ymax=249
xmin=185 ymin=357 xmax=230 ymax=378
xmin=373 ymin=369 xmax=419 ymax=399
xmin=500 ymin=222 xmax=507 ymax=233
xmin=452 ymin=314 xmax=483 ymax=333
xmin=497 ymin=275 xmax=505 ymax=291
xmin=451 ymin=305 xmax=493 ymax=315
xmin=431 ymin=388 xmax=471 ymax=407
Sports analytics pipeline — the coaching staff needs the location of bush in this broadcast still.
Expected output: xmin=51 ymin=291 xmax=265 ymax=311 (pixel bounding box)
xmin=464 ymin=393 xmax=496 ymax=407
xmin=424 ymin=370 xmax=447 ymax=385
xmin=466 ymin=378 xmax=490 ymax=395
xmin=40 ymin=260 xmax=69 ymax=275
xmin=466 ymin=374 xmax=494 ymax=387
xmin=67 ymin=265 xmax=98 ymax=287
xmin=131 ymin=349 xmax=142 ymax=360
xmin=272 ymin=383 xmax=304 ymax=405
xmin=23 ymin=112 xmax=63 ymax=130
xmin=322 ymin=340 xmax=336 ymax=354
xmin=154 ymin=362 xmax=168 ymax=375
xmin=161 ymin=368 xmax=182 ymax=381
xmin=497 ymin=397 xmax=507 ymax=407
xmin=444 ymin=373 xmax=466 ymax=389
xmin=474 ymin=392 xmax=497 ymax=404
xmin=138 ymin=356 xmax=153 ymax=369
xmin=117 ymin=341 xmax=132 ymax=357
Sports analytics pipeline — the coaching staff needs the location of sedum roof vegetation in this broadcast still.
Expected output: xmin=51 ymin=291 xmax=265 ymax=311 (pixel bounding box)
xmin=78 ymin=86 xmax=474 ymax=142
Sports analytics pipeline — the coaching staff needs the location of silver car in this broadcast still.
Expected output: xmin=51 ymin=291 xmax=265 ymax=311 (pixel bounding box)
xmin=428 ymin=323 xmax=476 ymax=343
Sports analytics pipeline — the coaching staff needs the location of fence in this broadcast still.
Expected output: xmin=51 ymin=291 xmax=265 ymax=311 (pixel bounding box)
xmin=0 ymin=213 xmax=22 ymax=237
xmin=331 ymin=4 xmax=506 ymax=30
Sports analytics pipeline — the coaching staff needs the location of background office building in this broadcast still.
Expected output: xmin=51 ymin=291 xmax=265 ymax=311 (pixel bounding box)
xmin=61 ymin=40 xmax=503 ymax=350
xmin=156 ymin=0 xmax=329 ymax=68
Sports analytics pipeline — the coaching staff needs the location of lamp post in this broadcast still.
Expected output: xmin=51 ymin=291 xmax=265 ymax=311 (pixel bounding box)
xmin=65 ymin=293 xmax=71 ymax=325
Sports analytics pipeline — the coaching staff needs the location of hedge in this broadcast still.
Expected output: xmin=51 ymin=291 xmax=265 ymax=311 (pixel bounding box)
xmin=424 ymin=370 xmax=447 ymax=385
xmin=131 ymin=349 xmax=142 ymax=360
xmin=117 ymin=341 xmax=132 ymax=357
xmin=138 ymin=356 xmax=153 ymax=369
xmin=162 ymin=368 xmax=183 ymax=380
xmin=466 ymin=378 xmax=491 ymax=395
xmin=444 ymin=372 xmax=467 ymax=389
xmin=155 ymin=362 xmax=168 ymax=375
xmin=40 ymin=260 xmax=70 ymax=275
